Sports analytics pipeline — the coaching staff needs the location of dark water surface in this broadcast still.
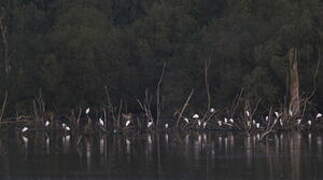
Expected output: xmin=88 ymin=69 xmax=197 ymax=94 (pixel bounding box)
xmin=0 ymin=132 xmax=322 ymax=180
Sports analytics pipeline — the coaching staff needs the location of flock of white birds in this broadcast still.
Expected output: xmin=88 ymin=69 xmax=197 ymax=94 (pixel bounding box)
xmin=20 ymin=107 xmax=323 ymax=134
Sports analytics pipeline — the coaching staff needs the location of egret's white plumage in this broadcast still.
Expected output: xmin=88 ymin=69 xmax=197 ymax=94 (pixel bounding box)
xmin=165 ymin=123 xmax=168 ymax=129
xmin=265 ymin=116 xmax=269 ymax=121
xmin=289 ymin=109 xmax=293 ymax=117
xmin=65 ymin=126 xmax=71 ymax=131
xmin=22 ymin=127 xmax=28 ymax=133
xmin=224 ymin=118 xmax=228 ymax=123
xmin=256 ymin=123 xmax=260 ymax=129
xmin=45 ymin=121 xmax=50 ymax=127
xmin=316 ymin=113 xmax=322 ymax=119
xmin=198 ymin=120 xmax=201 ymax=126
xmin=184 ymin=118 xmax=189 ymax=124
xmin=99 ymin=118 xmax=104 ymax=126
xmin=85 ymin=108 xmax=90 ymax=115
xmin=308 ymin=120 xmax=312 ymax=126
xmin=125 ymin=120 xmax=131 ymax=127
xmin=203 ymin=121 xmax=207 ymax=128
xmin=297 ymin=118 xmax=302 ymax=125
xmin=210 ymin=108 xmax=215 ymax=113
xmin=147 ymin=121 xmax=153 ymax=128
xmin=62 ymin=123 xmax=66 ymax=128
xmin=193 ymin=114 xmax=199 ymax=119
xmin=217 ymin=121 xmax=222 ymax=126
xmin=246 ymin=111 xmax=250 ymax=117
xmin=229 ymin=118 xmax=234 ymax=123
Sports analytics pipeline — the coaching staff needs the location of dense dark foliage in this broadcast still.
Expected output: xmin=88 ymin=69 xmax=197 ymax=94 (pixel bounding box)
xmin=0 ymin=0 xmax=322 ymax=116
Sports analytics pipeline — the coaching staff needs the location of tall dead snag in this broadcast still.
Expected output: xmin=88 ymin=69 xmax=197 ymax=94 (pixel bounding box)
xmin=204 ymin=59 xmax=211 ymax=110
xmin=0 ymin=7 xmax=10 ymax=75
xmin=156 ymin=63 xmax=166 ymax=128
xmin=175 ymin=89 xmax=194 ymax=127
xmin=289 ymin=47 xmax=300 ymax=115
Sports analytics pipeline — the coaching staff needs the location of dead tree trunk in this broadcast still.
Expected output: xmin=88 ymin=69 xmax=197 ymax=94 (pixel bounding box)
xmin=288 ymin=47 xmax=300 ymax=115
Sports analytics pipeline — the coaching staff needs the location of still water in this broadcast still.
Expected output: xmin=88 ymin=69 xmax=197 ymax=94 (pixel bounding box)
xmin=0 ymin=132 xmax=322 ymax=180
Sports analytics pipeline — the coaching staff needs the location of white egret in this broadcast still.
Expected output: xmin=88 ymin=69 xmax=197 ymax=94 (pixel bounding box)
xmin=45 ymin=121 xmax=50 ymax=127
xmin=289 ymin=109 xmax=293 ymax=117
xmin=184 ymin=118 xmax=189 ymax=124
xmin=65 ymin=126 xmax=71 ymax=131
xmin=165 ymin=123 xmax=169 ymax=129
xmin=62 ymin=123 xmax=66 ymax=128
xmin=193 ymin=114 xmax=199 ymax=119
xmin=274 ymin=112 xmax=279 ymax=118
xmin=21 ymin=127 xmax=28 ymax=133
xmin=217 ymin=121 xmax=222 ymax=126
xmin=126 ymin=138 xmax=131 ymax=146
xmin=252 ymin=120 xmax=256 ymax=125
xmin=265 ymin=116 xmax=269 ymax=121
xmin=256 ymin=123 xmax=260 ymax=129
xmin=210 ymin=108 xmax=215 ymax=113
xmin=229 ymin=118 xmax=234 ymax=123
xmin=316 ymin=113 xmax=322 ymax=119
xmin=85 ymin=108 xmax=90 ymax=114
xmin=125 ymin=120 xmax=131 ymax=127
xmin=224 ymin=118 xmax=228 ymax=123
xmin=198 ymin=120 xmax=201 ymax=127
xmin=297 ymin=118 xmax=302 ymax=125
xmin=99 ymin=118 xmax=104 ymax=126
xmin=246 ymin=111 xmax=250 ymax=117
xmin=308 ymin=120 xmax=312 ymax=126
xmin=147 ymin=121 xmax=153 ymax=128
xmin=203 ymin=121 xmax=207 ymax=128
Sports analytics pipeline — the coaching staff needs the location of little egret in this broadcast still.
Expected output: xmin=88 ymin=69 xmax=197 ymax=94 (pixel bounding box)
xmin=45 ymin=121 xmax=50 ymax=127
xmin=203 ymin=121 xmax=207 ymax=128
xmin=22 ymin=127 xmax=28 ymax=133
xmin=125 ymin=120 xmax=131 ymax=127
xmin=147 ymin=121 xmax=153 ymax=128
xmin=193 ymin=114 xmax=199 ymax=119
xmin=198 ymin=120 xmax=202 ymax=127
xmin=246 ymin=111 xmax=250 ymax=117
xmin=184 ymin=118 xmax=189 ymax=124
xmin=165 ymin=123 xmax=169 ymax=129
xmin=256 ymin=123 xmax=260 ymax=129
xmin=99 ymin=118 xmax=104 ymax=126
xmin=210 ymin=108 xmax=215 ymax=113
xmin=85 ymin=108 xmax=90 ymax=115
xmin=316 ymin=113 xmax=322 ymax=119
